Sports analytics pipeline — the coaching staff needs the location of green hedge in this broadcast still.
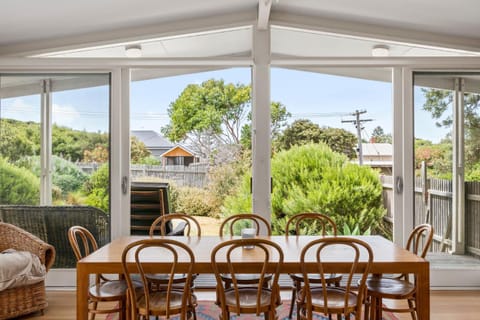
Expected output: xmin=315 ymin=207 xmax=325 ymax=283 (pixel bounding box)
xmin=224 ymin=143 xmax=386 ymax=235
xmin=0 ymin=157 xmax=40 ymax=204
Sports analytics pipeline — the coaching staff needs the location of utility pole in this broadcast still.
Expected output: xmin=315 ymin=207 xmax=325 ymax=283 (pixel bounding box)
xmin=341 ymin=110 xmax=372 ymax=165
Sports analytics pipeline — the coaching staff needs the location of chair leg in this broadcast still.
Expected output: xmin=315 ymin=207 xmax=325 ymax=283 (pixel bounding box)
xmin=89 ymin=301 xmax=98 ymax=320
xmin=289 ymin=283 xmax=297 ymax=319
xmin=407 ymin=298 xmax=417 ymax=320
xmin=375 ymin=297 xmax=383 ymax=320
xmin=363 ymin=295 xmax=370 ymax=320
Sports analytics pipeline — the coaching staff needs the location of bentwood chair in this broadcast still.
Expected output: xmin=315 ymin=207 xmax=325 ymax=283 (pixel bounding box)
xmin=219 ymin=213 xmax=271 ymax=237
xmin=149 ymin=213 xmax=201 ymax=237
xmin=364 ymin=223 xmax=434 ymax=320
xmin=148 ymin=213 xmax=200 ymax=318
xmin=297 ymin=237 xmax=373 ymax=320
xmin=219 ymin=214 xmax=273 ymax=291
xmin=121 ymin=238 xmax=197 ymax=320
xmin=211 ymin=238 xmax=284 ymax=320
xmin=285 ymin=213 xmax=341 ymax=319
xmin=68 ymin=226 xmax=130 ymax=320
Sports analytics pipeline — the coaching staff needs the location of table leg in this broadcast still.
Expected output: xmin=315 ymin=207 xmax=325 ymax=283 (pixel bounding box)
xmin=77 ymin=263 xmax=89 ymax=320
xmin=415 ymin=262 xmax=430 ymax=320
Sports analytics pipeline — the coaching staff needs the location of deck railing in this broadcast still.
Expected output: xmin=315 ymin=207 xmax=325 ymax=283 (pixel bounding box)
xmin=381 ymin=175 xmax=480 ymax=258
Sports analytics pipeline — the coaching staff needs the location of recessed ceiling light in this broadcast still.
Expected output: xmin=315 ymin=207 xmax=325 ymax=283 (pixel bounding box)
xmin=371 ymin=45 xmax=389 ymax=57
xmin=125 ymin=45 xmax=142 ymax=58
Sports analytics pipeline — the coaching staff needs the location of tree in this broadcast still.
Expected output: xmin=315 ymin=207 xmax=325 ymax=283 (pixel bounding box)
xmin=275 ymin=119 xmax=322 ymax=150
xmin=163 ymin=79 xmax=291 ymax=162
xmin=240 ymin=101 xmax=291 ymax=149
xmin=83 ymin=145 xmax=109 ymax=163
xmin=163 ymin=79 xmax=250 ymax=146
xmin=422 ymin=88 xmax=480 ymax=176
xmin=130 ymin=137 xmax=152 ymax=163
xmin=275 ymin=119 xmax=357 ymax=158
xmin=371 ymin=126 xmax=392 ymax=144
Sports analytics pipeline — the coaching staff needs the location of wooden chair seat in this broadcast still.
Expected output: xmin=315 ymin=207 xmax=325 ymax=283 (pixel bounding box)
xmin=224 ymin=287 xmax=274 ymax=310
xmin=135 ymin=289 xmax=195 ymax=316
xmin=366 ymin=277 xmax=416 ymax=298
xmin=289 ymin=273 xmax=342 ymax=284
xmin=88 ymin=280 xmax=129 ymax=300
xmin=300 ymin=287 xmax=358 ymax=313
xmin=221 ymin=273 xmax=272 ymax=284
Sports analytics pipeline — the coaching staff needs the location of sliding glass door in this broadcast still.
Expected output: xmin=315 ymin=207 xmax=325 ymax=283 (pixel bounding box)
xmin=0 ymin=73 xmax=110 ymax=284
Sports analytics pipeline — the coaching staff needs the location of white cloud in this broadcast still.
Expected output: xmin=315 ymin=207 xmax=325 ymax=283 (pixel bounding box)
xmin=1 ymin=98 xmax=40 ymax=122
xmin=52 ymin=103 xmax=81 ymax=128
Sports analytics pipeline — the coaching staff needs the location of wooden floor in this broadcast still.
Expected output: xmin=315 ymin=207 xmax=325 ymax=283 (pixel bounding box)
xmin=14 ymin=289 xmax=480 ymax=319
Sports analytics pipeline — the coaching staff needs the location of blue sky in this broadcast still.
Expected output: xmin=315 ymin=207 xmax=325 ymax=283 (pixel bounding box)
xmin=1 ymin=68 xmax=449 ymax=143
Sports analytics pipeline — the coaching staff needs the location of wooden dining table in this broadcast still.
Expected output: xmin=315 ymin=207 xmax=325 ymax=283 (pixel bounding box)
xmin=76 ymin=235 xmax=430 ymax=320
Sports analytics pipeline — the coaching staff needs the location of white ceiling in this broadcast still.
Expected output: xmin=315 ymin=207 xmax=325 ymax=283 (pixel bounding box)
xmin=1 ymin=0 xmax=480 ymax=58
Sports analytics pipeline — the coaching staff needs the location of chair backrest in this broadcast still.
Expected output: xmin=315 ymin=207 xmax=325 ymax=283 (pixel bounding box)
xmin=121 ymin=238 xmax=195 ymax=320
xmin=219 ymin=213 xmax=271 ymax=236
xmin=299 ymin=237 xmax=373 ymax=318
xmin=285 ymin=212 xmax=337 ymax=236
xmin=406 ymin=223 xmax=434 ymax=258
xmin=68 ymin=225 xmax=106 ymax=285
xmin=211 ymin=238 xmax=284 ymax=318
xmin=149 ymin=213 xmax=201 ymax=236
xmin=68 ymin=225 xmax=99 ymax=261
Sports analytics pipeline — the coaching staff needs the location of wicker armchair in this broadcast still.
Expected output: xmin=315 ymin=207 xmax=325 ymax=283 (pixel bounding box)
xmin=0 ymin=222 xmax=55 ymax=320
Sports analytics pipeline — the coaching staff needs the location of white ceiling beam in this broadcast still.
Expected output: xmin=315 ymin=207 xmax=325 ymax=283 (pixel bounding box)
xmin=0 ymin=11 xmax=256 ymax=57
xmin=257 ymin=0 xmax=272 ymax=30
xmin=0 ymin=57 xmax=253 ymax=70
xmin=270 ymin=11 xmax=480 ymax=53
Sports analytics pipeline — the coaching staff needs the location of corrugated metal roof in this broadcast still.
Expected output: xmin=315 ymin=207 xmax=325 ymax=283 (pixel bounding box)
xmin=131 ymin=130 xmax=173 ymax=148
xmin=361 ymin=143 xmax=392 ymax=156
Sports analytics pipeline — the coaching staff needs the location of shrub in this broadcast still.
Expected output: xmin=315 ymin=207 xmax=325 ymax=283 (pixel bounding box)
xmin=224 ymin=143 xmax=386 ymax=235
xmin=0 ymin=157 xmax=40 ymax=204
xmin=169 ymin=184 xmax=218 ymax=217
xmin=83 ymin=163 xmax=109 ymax=213
xmin=15 ymin=155 xmax=88 ymax=195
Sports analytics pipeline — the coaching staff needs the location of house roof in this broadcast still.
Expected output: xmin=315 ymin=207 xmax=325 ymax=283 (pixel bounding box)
xmin=131 ymin=130 xmax=173 ymax=149
xmin=362 ymin=143 xmax=393 ymax=156
xmin=1 ymin=1 xmax=479 ymax=60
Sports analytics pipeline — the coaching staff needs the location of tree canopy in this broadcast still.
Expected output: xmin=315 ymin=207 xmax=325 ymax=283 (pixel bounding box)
xmin=371 ymin=126 xmax=392 ymax=144
xmin=275 ymin=119 xmax=357 ymax=158
xmin=421 ymin=88 xmax=480 ymax=177
xmin=162 ymin=78 xmax=291 ymax=161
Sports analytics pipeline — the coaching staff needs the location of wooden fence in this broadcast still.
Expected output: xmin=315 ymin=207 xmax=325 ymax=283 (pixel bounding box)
xmin=130 ymin=164 xmax=208 ymax=188
xmin=77 ymin=163 xmax=208 ymax=188
xmin=381 ymin=175 xmax=480 ymax=258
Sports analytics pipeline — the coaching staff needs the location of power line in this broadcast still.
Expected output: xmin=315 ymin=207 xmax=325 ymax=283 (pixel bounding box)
xmin=341 ymin=109 xmax=373 ymax=165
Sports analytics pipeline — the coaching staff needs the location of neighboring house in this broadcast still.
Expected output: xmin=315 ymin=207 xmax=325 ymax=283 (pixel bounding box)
xmin=160 ymin=145 xmax=199 ymax=167
xmin=360 ymin=143 xmax=393 ymax=174
xmin=131 ymin=130 xmax=173 ymax=160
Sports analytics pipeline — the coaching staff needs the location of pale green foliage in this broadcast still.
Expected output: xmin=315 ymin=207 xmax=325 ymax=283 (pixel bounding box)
xmin=224 ymin=143 xmax=386 ymax=235
xmin=16 ymin=155 xmax=88 ymax=195
xmin=0 ymin=157 xmax=40 ymax=205
xmin=169 ymin=185 xmax=219 ymax=217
